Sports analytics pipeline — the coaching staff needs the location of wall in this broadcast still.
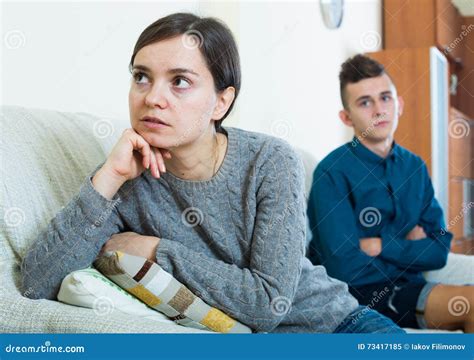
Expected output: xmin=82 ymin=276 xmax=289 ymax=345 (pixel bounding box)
xmin=2 ymin=0 xmax=382 ymax=161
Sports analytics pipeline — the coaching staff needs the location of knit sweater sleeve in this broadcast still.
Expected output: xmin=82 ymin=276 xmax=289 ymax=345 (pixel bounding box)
xmin=155 ymin=139 xmax=306 ymax=333
xmin=20 ymin=162 xmax=125 ymax=300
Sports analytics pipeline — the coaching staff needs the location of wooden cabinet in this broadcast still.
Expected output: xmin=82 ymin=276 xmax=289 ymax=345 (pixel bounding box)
xmin=435 ymin=0 xmax=465 ymax=60
xmin=449 ymin=177 xmax=473 ymax=254
xmin=384 ymin=0 xmax=464 ymax=60
xmin=449 ymin=108 xmax=473 ymax=180
xmin=448 ymin=108 xmax=473 ymax=253
xmin=456 ymin=16 xmax=474 ymax=118
xmin=383 ymin=0 xmax=474 ymax=119
xmin=369 ymin=1 xmax=474 ymax=253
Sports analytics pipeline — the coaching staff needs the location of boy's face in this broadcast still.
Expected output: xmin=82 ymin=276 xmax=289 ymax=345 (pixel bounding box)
xmin=339 ymin=74 xmax=404 ymax=143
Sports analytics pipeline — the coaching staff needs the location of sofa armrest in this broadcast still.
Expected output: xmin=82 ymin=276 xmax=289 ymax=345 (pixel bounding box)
xmin=0 ymin=261 xmax=209 ymax=333
xmin=0 ymin=291 xmax=209 ymax=333
xmin=423 ymin=252 xmax=474 ymax=285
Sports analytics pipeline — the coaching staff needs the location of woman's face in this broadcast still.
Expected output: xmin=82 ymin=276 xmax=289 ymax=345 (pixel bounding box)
xmin=129 ymin=36 xmax=219 ymax=149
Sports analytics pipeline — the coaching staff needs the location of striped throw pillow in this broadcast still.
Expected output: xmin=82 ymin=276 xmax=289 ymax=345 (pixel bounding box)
xmin=93 ymin=251 xmax=252 ymax=333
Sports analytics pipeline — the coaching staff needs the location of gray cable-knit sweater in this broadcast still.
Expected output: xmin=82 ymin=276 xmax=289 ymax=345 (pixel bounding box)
xmin=21 ymin=126 xmax=358 ymax=333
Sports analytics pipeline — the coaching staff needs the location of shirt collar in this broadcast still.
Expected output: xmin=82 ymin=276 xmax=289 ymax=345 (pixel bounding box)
xmin=350 ymin=137 xmax=401 ymax=164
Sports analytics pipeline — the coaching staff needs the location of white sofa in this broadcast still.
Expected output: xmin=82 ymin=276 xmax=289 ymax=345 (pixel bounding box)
xmin=1 ymin=106 xmax=472 ymax=333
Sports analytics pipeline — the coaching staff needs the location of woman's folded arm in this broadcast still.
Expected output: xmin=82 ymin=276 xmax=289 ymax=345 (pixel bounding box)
xmin=20 ymin=163 xmax=125 ymax=300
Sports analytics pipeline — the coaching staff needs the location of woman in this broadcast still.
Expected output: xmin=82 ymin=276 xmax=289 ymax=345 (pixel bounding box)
xmin=21 ymin=13 xmax=404 ymax=333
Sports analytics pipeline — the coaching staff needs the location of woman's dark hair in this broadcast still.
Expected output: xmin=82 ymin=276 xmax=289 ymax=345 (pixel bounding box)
xmin=339 ymin=54 xmax=388 ymax=109
xmin=129 ymin=13 xmax=241 ymax=131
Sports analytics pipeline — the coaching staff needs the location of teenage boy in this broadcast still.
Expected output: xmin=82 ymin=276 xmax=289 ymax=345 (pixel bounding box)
xmin=307 ymin=54 xmax=473 ymax=332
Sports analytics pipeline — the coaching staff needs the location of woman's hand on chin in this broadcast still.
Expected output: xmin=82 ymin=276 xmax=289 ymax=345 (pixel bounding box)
xmin=102 ymin=128 xmax=172 ymax=182
xmin=99 ymin=231 xmax=160 ymax=262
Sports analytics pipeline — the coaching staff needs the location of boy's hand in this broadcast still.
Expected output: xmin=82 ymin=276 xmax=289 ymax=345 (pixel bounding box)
xmin=406 ymin=225 xmax=427 ymax=241
xmin=359 ymin=237 xmax=382 ymax=257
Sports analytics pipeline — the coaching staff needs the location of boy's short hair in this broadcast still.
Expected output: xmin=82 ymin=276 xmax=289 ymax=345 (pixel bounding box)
xmin=339 ymin=54 xmax=387 ymax=109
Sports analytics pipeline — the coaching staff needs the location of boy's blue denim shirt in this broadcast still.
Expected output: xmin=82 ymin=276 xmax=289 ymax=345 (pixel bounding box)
xmin=307 ymin=137 xmax=452 ymax=287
